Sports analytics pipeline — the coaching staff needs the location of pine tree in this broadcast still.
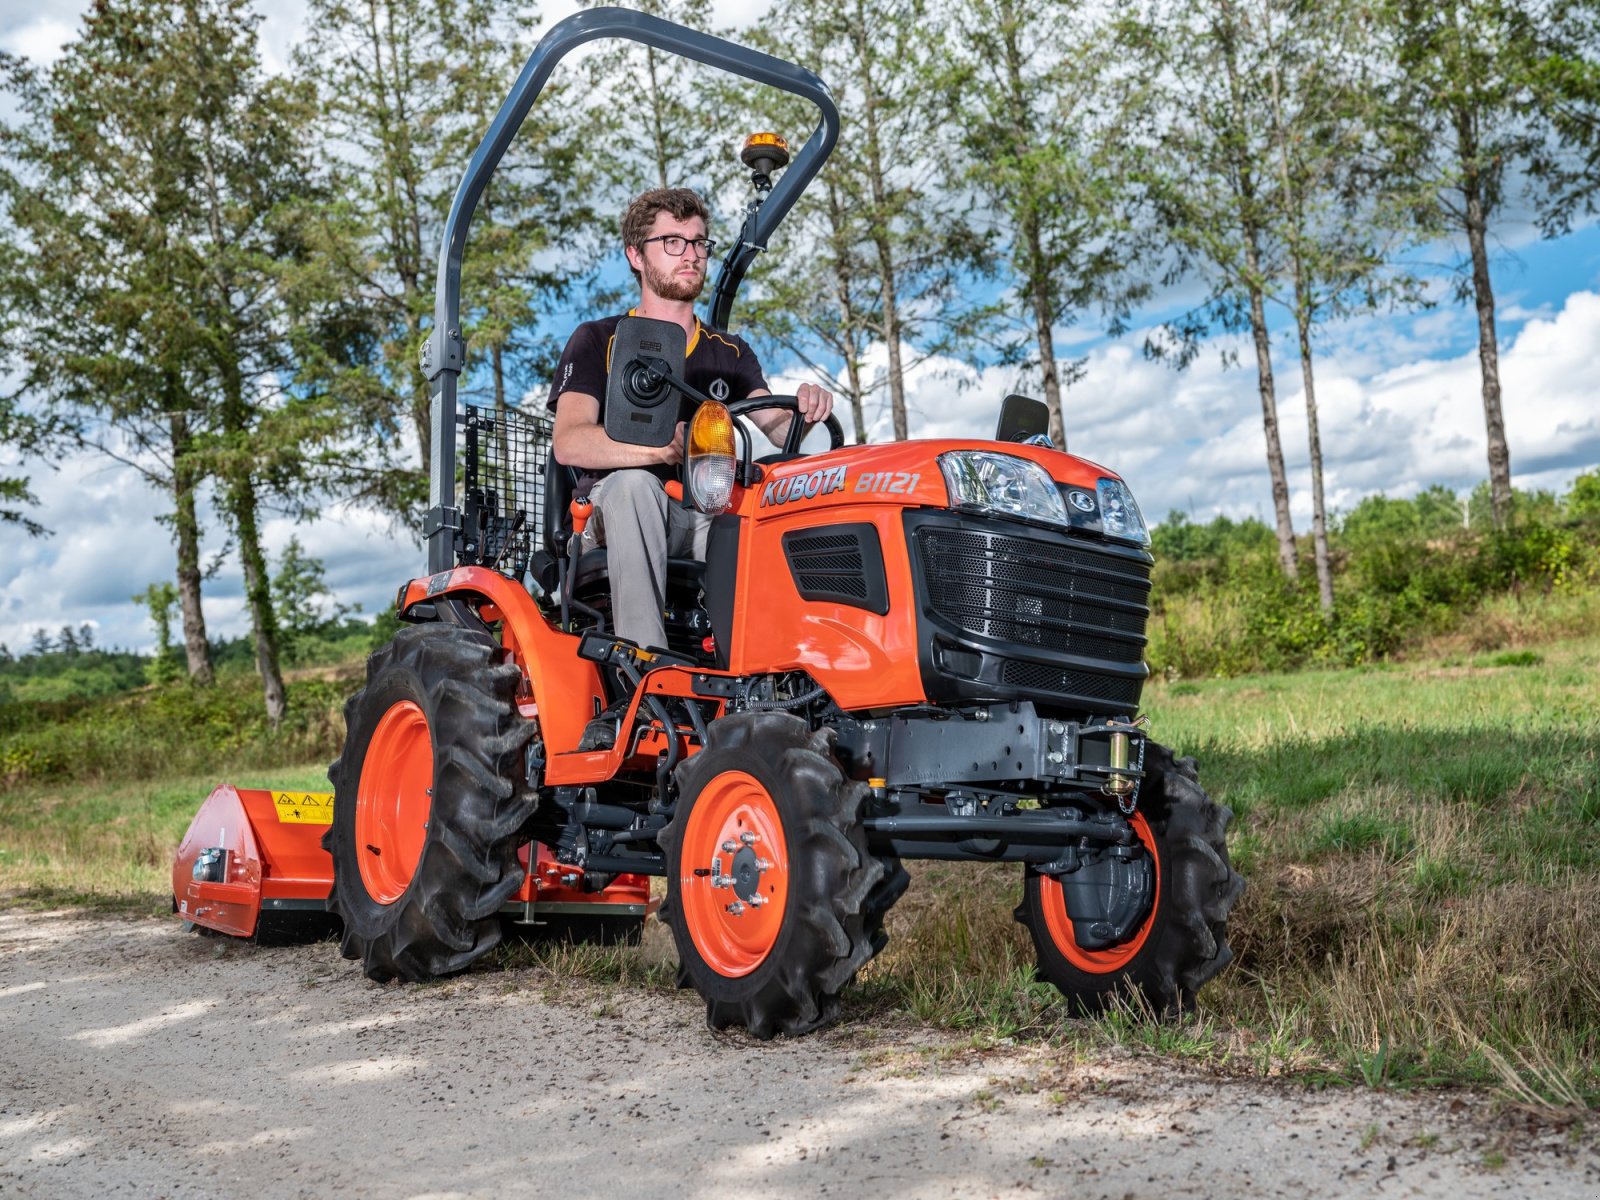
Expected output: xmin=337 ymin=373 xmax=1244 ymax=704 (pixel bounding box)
xmin=0 ymin=0 xmax=361 ymax=723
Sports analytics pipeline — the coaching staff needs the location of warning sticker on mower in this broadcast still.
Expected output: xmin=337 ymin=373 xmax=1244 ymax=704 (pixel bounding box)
xmin=273 ymin=791 xmax=334 ymax=825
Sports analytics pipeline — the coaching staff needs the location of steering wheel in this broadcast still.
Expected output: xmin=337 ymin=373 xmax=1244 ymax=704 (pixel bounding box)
xmin=727 ymin=396 xmax=847 ymax=456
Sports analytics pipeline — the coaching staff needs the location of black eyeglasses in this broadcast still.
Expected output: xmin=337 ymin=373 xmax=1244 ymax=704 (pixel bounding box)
xmin=639 ymin=234 xmax=718 ymax=259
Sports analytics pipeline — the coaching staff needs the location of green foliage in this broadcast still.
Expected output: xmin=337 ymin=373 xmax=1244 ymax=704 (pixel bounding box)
xmin=271 ymin=537 xmax=355 ymax=664
xmin=0 ymin=668 xmax=346 ymax=789
xmin=1148 ymin=477 xmax=1600 ymax=679
xmin=131 ymin=582 xmax=184 ymax=683
xmin=1565 ymin=470 xmax=1600 ymax=520
xmin=1151 ymin=510 xmax=1277 ymax=568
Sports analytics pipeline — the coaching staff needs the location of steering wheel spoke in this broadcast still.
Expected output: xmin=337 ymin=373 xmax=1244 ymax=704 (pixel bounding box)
xmin=727 ymin=396 xmax=846 ymax=456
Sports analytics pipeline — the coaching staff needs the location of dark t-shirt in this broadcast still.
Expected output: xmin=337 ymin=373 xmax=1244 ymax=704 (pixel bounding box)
xmin=547 ymin=312 xmax=768 ymax=483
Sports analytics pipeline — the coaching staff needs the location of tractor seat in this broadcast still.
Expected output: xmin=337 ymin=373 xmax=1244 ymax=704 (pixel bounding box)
xmin=541 ymin=454 xmax=707 ymax=602
xmin=572 ymin=548 xmax=705 ymax=594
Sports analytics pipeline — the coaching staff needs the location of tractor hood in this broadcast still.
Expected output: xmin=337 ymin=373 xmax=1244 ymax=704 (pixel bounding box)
xmin=733 ymin=439 xmax=1147 ymax=550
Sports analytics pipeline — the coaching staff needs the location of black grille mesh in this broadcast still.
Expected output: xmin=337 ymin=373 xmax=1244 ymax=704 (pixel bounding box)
xmin=786 ymin=529 xmax=871 ymax=601
xmin=916 ymin=528 xmax=1150 ymax=662
xmin=459 ymin=404 xmax=549 ymax=574
xmin=999 ymin=660 xmax=1143 ymax=707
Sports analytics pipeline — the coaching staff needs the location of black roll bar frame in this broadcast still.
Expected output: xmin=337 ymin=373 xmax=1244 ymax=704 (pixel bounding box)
xmin=421 ymin=5 xmax=840 ymax=572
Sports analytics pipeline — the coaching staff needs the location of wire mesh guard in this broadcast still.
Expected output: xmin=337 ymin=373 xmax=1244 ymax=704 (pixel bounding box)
xmin=457 ymin=403 xmax=549 ymax=577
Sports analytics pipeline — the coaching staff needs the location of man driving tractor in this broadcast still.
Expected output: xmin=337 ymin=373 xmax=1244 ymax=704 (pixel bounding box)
xmin=547 ymin=186 xmax=834 ymax=656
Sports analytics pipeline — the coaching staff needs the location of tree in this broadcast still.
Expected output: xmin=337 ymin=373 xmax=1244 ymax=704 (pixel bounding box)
xmin=133 ymin=581 xmax=184 ymax=681
xmin=579 ymin=0 xmax=725 ymax=196
xmin=737 ymin=12 xmax=884 ymax=442
xmin=0 ymin=8 xmax=222 ymax=684
xmin=947 ymin=0 xmax=1148 ymax=449
xmin=1129 ymin=0 xmax=1301 ymax=580
xmin=0 ymin=403 xmax=47 ymax=536
xmin=271 ymin=537 xmax=354 ymax=663
xmin=1374 ymin=0 xmax=1597 ymax=530
xmin=1142 ymin=0 xmax=1416 ymax=613
xmin=756 ymin=0 xmax=988 ymax=442
xmin=441 ymin=4 xmax=593 ymax=422
xmin=2 ymin=0 xmax=362 ymax=724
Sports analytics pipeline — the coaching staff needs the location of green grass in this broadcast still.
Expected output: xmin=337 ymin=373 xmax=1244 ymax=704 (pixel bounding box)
xmin=851 ymin=630 xmax=1600 ymax=1103
xmin=0 ymin=764 xmax=334 ymax=913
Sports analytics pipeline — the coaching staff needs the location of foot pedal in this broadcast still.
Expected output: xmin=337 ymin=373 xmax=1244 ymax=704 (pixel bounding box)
xmin=577 ymin=630 xmax=692 ymax=670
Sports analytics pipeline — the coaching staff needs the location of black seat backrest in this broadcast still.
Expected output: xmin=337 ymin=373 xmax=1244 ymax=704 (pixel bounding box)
xmin=543 ymin=450 xmax=578 ymax=557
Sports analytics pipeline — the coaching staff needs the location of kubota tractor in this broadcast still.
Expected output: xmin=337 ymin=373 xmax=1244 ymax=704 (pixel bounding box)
xmin=173 ymin=7 xmax=1243 ymax=1037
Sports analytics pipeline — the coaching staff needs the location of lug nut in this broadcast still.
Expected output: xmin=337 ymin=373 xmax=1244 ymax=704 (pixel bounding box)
xmin=721 ymin=840 xmax=739 ymax=854
xmin=725 ymin=902 xmax=746 ymax=916
xmin=739 ymin=831 xmax=757 ymax=846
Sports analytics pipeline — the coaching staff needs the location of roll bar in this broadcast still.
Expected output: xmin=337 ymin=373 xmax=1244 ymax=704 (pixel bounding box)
xmin=422 ymin=5 xmax=840 ymax=571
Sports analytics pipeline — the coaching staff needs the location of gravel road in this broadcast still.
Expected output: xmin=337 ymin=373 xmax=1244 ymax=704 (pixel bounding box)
xmin=1 ymin=908 xmax=1593 ymax=1199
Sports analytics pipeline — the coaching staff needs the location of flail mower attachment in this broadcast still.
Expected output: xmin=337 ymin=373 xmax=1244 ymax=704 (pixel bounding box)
xmin=172 ymin=783 xmax=649 ymax=948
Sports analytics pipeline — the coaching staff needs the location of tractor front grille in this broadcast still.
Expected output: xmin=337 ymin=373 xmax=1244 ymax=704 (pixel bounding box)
xmin=907 ymin=514 xmax=1151 ymax=715
xmin=914 ymin=527 xmax=1150 ymax=664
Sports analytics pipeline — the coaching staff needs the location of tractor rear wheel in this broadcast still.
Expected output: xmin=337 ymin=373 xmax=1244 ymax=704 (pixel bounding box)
xmin=1016 ymin=742 xmax=1244 ymax=1014
xmin=660 ymin=712 xmax=886 ymax=1038
xmin=325 ymin=623 xmax=535 ymax=983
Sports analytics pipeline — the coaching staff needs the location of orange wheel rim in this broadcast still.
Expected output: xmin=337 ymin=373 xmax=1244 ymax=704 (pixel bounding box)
xmin=1040 ymin=811 xmax=1160 ymax=974
xmin=355 ymin=700 xmax=433 ymax=905
xmin=679 ymin=770 xmax=789 ymax=977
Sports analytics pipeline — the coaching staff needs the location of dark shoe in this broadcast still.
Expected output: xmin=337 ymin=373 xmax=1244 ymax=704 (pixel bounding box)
xmin=578 ymin=707 xmax=624 ymax=751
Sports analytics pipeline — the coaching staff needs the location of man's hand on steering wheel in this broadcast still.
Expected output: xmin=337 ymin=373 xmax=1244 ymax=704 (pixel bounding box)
xmin=794 ymin=381 xmax=833 ymax=426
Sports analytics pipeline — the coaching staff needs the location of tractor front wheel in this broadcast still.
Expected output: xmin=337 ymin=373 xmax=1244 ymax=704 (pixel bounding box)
xmin=660 ymin=712 xmax=886 ymax=1038
xmin=1017 ymin=741 xmax=1244 ymax=1014
xmin=325 ymin=623 xmax=535 ymax=983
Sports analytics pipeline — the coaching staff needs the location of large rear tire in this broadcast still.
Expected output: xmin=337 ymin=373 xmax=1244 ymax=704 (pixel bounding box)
xmin=1017 ymin=742 xmax=1244 ymax=1014
xmin=325 ymin=624 xmax=536 ymax=983
xmin=660 ymin=712 xmax=886 ymax=1038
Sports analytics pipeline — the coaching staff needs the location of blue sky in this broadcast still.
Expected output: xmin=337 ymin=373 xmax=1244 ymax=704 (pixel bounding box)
xmin=1 ymin=1 xmax=1597 ymax=655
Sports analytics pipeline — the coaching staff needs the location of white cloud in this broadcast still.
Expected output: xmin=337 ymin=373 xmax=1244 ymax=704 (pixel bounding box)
xmin=0 ymin=15 xmax=79 ymax=65
xmin=777 ymin=287 xmax=1600 ymax=532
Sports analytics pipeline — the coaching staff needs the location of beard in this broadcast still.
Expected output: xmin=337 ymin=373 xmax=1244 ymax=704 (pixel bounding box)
xmin=642 ymin=254 xmax=706 ymax=303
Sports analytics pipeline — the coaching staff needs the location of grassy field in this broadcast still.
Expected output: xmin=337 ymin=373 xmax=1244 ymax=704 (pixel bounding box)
xmin=2 ymin=634 xmax=1595 ymax=1104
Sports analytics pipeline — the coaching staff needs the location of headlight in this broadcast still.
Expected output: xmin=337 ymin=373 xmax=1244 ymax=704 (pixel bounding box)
xmin=1096 ymin=477 xmax=1149 ymax=545
xmin=687 ymin=401 xmax=736 ymax=514
xmin=938 ymin=452 xmax=1070 ymax=528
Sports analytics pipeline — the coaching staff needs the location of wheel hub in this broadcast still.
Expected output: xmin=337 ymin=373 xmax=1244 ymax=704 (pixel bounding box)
xmin=355 ymin=699 xmax=434 ymax=905
xmin=678 ymin=770 xmax=789 ymax=977
xmin=729 ymin=842 xmax=764 ymax=902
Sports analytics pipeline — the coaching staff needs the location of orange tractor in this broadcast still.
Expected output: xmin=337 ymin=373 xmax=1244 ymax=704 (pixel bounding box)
xmin=174 ymin=7 xmax=1243 ymax=1037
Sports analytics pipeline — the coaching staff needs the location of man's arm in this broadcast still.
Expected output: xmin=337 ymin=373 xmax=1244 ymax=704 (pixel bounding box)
xmin=551 ymin=391 xmax=683 ymax=470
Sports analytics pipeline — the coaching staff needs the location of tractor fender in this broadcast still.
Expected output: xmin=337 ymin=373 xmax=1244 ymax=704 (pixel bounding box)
xmin=398 ymin=566 xmax=603 ymax=759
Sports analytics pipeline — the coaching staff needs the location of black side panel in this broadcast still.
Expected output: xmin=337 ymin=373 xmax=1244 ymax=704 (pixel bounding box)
xmin=704 ymin=515 xmax=741 ymax=670
xmin=781 ymin=523 xmax=889 ymax=615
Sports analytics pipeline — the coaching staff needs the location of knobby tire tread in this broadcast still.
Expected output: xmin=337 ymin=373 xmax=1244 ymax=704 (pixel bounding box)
xmin=662 ymin=713 xmax=888 ymax=1039
xmin=1017 ymin=741 xmax=1245 ymax=1015
xmin=325 ymin=624 xmax=536 ymax=983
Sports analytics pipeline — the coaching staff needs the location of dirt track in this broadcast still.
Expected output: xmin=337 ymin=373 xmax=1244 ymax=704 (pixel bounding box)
xmin=1 ymin=909 xmax=1593 ymax=1199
